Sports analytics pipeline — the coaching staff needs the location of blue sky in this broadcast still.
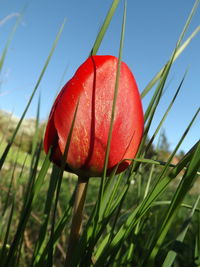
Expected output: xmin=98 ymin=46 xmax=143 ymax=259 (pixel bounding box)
xmin=0 ymin=0 xmax=199 ymax=153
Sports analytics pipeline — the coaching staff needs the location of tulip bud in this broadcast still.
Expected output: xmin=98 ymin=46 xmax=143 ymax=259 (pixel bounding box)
xmin=44 ymin=55 xmax=143 ymax=177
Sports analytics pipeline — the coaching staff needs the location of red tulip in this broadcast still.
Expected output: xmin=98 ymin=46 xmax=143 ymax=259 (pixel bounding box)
xmin=44 ymin=55 xmax=143 ymax=177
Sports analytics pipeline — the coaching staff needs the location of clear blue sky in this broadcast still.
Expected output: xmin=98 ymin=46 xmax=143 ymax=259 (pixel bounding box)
xmin=0 ymin=0 xmax=199 ymax=153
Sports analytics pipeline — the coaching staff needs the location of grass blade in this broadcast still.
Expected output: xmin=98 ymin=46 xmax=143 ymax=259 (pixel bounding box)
xmin=90 ymin=0 xmax=120 ymax=55
xmin=145 ymin=71 xmax=187 ymax=152
xmin=195 ymin=208 xmax=200 ymax=266
xmin=69 ymin=2 xmax=127 ymax=265
xmin=99 ymin=0 xmax=126 ymax=220
xmin=30 ymin=95 xmax=41 ymax=169
xmin=141 ymin=24 xmax=200 ymax=99
xmin=4 ymin=153 xmax=51 ymax=266
xmin=162 ymin=195 xmax=200 ymax=267
xmin=0 ymin=20 xmax=66 ymax=171
xmin=31 ymin=165 xmax=60 ymax=265
xmin=0 ymin=201 xmax=14 ymax=266
xmin=147 ymin=140 xmax=200 ymax=265
xmin=0 ymin=12 xmax=22 ymax=73
xmin=141 ymin=0 xmax=200 ymax=99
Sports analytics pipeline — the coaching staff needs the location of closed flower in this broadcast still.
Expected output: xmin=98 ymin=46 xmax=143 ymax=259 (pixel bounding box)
xmin=44 ymin=55 xmax=143 ymax=177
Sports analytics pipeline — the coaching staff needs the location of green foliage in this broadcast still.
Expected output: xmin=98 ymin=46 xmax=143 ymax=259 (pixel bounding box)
xmin=0 ymin=0 xmax=200 ymax=266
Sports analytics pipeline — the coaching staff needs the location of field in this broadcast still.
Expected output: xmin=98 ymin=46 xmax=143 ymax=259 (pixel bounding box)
xmin=0 ymin=1 xmax=200 ymax=266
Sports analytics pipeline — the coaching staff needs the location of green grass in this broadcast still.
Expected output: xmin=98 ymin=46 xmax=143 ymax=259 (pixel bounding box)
xmin=0 ymin=137 xmax=32 ymax=167
xmin=0 ymin=0 xmax=200 ymax=266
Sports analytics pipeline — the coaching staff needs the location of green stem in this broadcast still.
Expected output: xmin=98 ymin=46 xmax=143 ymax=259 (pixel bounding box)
xmin=65 ymin=175 xmax=89 ymax=266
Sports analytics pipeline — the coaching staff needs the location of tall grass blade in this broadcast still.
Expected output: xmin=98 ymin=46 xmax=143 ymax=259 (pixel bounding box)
xmin=34 ymin=98 xmax=80 ymax=266
xmin=0 ymin=12 xmax=22 ymax=73
xmin=147 ymin=141 xmax=200 ymax=265
xmin=4 ymin=153 xmax=50 ymax=266
xmin=34 ymin=192 xmax=75 ymax=266
xmin=141 ymin=25 xmax=200 ymax=99
xmin=23 ymin=143 xmax=42 ymax=205
xmin=0 ymin=201 xmax=14 ymax=266
xmin=69 ymin=2 xmax=127 ymax=265
xmin=145 ymin=71 xmax=187 ymax=152
xmin=90 ymin=0 xmax=120 ymax=55
xmin=141 ymin=0 xmax=200 ymax=99
xmin=144 ymin=45 xmax=178 ymax=124
xmin=162 ymin=195 xmax=200 ymax=267
xmin=31 ymin=165 xmax=60 ymax=265
xmin=133 ymin=47 xmax=178 ymax=173
xmin=1 ymin=141 xmax=22 ymax=215
xmin=195 ymin=208 xmax=200 ymax=266
xmin=30 ymin=95 xmax=41 ymax=170
xmin=48 ymin=98 xmax=80 ymax=266
xmin=0 ymin=20 xmax=66 ymax=171
xmin=99 ymin=0 xmax=126 ymax=221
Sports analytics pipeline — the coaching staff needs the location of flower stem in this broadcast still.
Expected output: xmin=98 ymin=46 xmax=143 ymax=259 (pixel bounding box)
xmin=65 ymin=175 xmax=89 ymax=266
